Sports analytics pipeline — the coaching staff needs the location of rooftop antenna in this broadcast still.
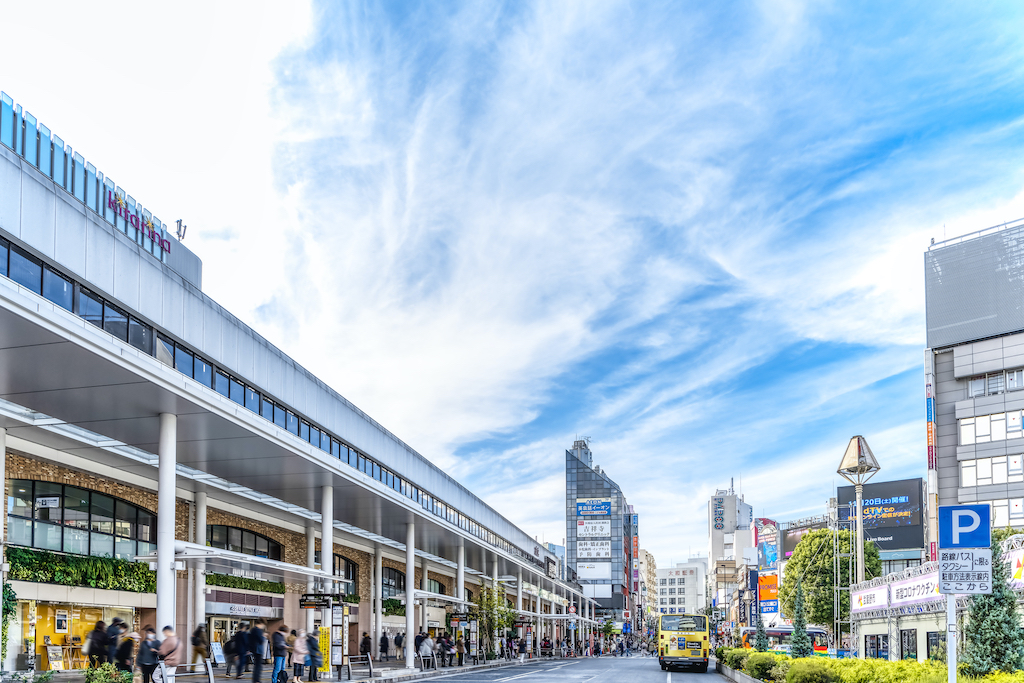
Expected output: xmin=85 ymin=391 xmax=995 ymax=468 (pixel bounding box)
xmin=176 ymin=219 xmax=187 ymax=242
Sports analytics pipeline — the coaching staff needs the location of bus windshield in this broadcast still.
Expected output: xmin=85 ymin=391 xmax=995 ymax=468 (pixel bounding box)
xmin=661 ymin=615 xmax=707 ymax=632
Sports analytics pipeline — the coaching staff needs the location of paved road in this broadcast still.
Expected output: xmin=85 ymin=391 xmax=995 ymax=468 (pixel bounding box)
xmin=418 ymin=655 xmax=723 ymax=683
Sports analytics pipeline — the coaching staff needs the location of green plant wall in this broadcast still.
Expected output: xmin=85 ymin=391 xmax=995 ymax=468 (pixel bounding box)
xmin=7 ymin=547 xmax=155 ymax=592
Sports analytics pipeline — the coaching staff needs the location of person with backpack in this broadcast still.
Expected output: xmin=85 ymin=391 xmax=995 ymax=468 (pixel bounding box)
xmin=272 ymin=625 xmax=289 ymax=683
xmin=223 ymin=630 xmax=239 ymax=677
xmin=86 ymin=621 xmax=110 ymax=667
xmin=192 ymin=625 xmax=209 ymax=664
xmin=379 ymin=632 xmax=389 ymax=662
xmin=359 ymin=632 xmax=371 ymax=659
xmin=106 ymin=617 xmax=124 ymax=665
xmin=115 ymin=631 xmax=139 ymax=672
xmin=394 ymin=632 xmax=404 ymax=659
xmin=138 ymin=628 xmax=161 ymax=683
xmin=249 ymin=621 xmax=266 ymax=683
xmin=306 ymin=629 xmax=321 ymax=682
xmin=233 ymin=625 xmax=250 ymax=678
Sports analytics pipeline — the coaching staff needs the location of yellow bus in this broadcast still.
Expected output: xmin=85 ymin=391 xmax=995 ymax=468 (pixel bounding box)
xmin=658 ymin=613 xmax=710 ymax=672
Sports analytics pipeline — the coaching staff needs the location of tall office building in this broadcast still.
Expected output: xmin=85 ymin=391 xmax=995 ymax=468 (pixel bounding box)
xmin=707 ymin=482 xmax=754 ymax=622
xmin=925 ymin=220 xmax=1024 ymax=554
xmin=566 ymin=439 xmax=635 ymax=622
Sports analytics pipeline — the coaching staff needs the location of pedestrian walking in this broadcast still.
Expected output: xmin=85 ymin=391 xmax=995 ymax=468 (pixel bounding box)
xmin=87 ymin=621 xmax=110 ymax=667
xmin=394 ymin=632 xmax=404 ymax=659
xmin=138 ymin=628 xmax=161 ymax=683
xmin=418 ymin=634 xmax=434 ymax=669
xmin=272 ymin=625 xmax=289 ymax=683
xmin=233 ymin=625 xmax=250 ymax=678
xmin=379 ymin=632 xmax=389 ymax=662
xmin=518 ymin=637 xmax=527 ymax=664
xmin=456 ymin=637 xmax=465 ymax=666
xmin=158 ymin=625 xmax=185 ymax=676
xmin=307 ymin=629 xmax=322 ymax=682
xmin=291 ymin=628 xmax=309 ymax=683
xmin=359 ymin=632 xmax=371 ymax=659
xmin=192 ymin=625 xmax=209 ymax=665
xmin=249 ymin=620 xmax=266 ymax=683
xmin=115 ymin=631 xmax=139 ymax=672
xmin=107 ymin=617 xmax=124 ymax=665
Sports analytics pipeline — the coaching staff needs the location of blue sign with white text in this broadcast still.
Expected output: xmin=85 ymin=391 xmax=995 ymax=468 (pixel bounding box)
xmin=576 ymin=498 xmax=611 ymax=516
xmin=939 ymin=504 xmax=991 ymax=548
xmin=759 ymin=600 xmax=778 ymax=614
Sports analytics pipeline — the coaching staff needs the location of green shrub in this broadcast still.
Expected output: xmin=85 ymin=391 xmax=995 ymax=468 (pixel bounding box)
xmin=8 ymin=546 xmax=155 ymax=592
xmin=726 ymin=648 xmax=751 ymax=670
xmin=714 ymin=646 xmax=726 ymax=661
xmin=786 ymin=658 xmax=835 ymax=683
xmin=770 ymin=657 xmax=792 ymax=682
xmin=746 ymin=652 xmax=777 ymax=680
xmin=205 ymin=573 xmax=286 ymax=594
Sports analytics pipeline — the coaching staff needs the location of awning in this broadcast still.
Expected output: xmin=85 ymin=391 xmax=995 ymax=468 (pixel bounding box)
xmin=395 ymin=590 xmax=475 ymax=608
xmin=136 ymin=541 xmax=354 ymax=590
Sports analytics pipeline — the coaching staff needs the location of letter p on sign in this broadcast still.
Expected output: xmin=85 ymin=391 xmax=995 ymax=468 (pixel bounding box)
xmin=939 ymin=504 xmax=991 ymax=548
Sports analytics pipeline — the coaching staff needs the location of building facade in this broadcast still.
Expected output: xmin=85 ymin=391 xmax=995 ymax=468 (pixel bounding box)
xmin=655 ymin=560 xmax=706 ymax=615
xmin=0 ymin=90 xmax=598 ymax=671
xmin=707 ymin=482 xmax=753 ymax=626
xmin=565 ymin=440 xmax=635 ymax=625
xmin=925 ymin=220 xmax=1024 ymax=555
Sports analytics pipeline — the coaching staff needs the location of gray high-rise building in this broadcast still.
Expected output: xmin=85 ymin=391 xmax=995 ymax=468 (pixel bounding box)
xmin=925 ymin=219 xmax=1024 ymax=558
xmin=565 ymin=439 xmax=635 ymax=623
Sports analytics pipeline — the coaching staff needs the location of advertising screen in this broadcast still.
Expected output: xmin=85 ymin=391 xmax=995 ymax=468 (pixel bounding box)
xmin=837 ymin=478 xmax=924 ymax=550
xmin=756 ymin=518 xmax=778 ymax=570
xmin=782 ymin=522 xmax=828 ymax=558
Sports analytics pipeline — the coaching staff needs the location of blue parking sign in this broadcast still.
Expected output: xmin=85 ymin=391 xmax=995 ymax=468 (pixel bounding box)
xmin=938 ymin=504 xmax=991 ymax=548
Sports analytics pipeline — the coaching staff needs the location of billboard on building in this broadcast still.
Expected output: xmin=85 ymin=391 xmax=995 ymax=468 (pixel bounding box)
xmin=757 ymin=574 xmax=778 ymax=602
xmin=577 ymin=498 xmax=611 ymax=516
xmin=782 ymin=522 xmax=828 ymax=559
xmin=578 ymin=519 xmax=611 ymax=537
xmin=755 ymin=518 xmax=778 ymax=570
xmin=837 ymin=478 xmax=924 ymax=550
xmin=578 ymin=562 xmax=612 ymax=579
xmin=577 ymin=540 xmax=612 ymax=558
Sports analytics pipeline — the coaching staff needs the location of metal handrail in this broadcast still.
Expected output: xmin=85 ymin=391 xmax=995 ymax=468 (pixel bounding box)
xmin=156 ymin=661 xmax=215 ymax=683
xmin=344 ymin=654 xmax=373 ymax=680
xmin=928 ymin=217 xmax=1024 ymax=250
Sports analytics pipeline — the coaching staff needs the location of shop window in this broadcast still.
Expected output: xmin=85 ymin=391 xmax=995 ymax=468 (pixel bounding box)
xmin=5 ymin=480 xmax=155 ymax=560
xmin=864 ymin=634 xmax=888 ymax=659
xmin=927 ymin=632 xmax=945 ymax=660
xmin=901 ymin=629 xmax=917 ymax=660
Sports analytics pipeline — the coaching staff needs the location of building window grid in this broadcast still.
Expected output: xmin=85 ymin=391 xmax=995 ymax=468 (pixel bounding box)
xmin=968 ymin=369 xmax=1024 ymax=398
xmin=0 ymin=249 xmax=539 ymax=569
xmin=206 ymin=524 xmax=282 ymax=561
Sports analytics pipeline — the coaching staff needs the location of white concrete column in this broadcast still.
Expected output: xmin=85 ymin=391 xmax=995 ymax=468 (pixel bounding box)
xmin=0 ymin=428 xmax=5 ymax=547
xmin=321 ymin=485 xmax=333 ymax=633
xmin=456 ymin=543 xmax=465 ymax=604
xmin=193 ymin=490 xmax=207 ymax=636
xmin=306 ymin=525 xmax=316 ymax=633
xmin=374 ymin=546 xmax=383 ymax=659
xmin=405 ymin=523 xmax=416 ymax=669
xmin=516 ymin=568 xmax=523 ymax=613
xmin=157 ymin=413 xmax=177 ymax=631
xmin=491 ymin=559 xmax=499 ymax=652
xmin=420 ymin=556 xmax=428 ymax=632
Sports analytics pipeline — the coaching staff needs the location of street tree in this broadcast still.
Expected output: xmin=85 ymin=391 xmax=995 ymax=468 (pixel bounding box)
xmin=789 ymin=581 xmax=813 ymax=658
xmin=754 ymin=612 xmax=769 ymax=652
xmin=962 ymin=537 xmax=1024 ymax=675
xmin=779 ymin=529 xmax=881 ymax=632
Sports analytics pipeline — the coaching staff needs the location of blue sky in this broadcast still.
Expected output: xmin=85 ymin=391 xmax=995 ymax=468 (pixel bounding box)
xmin=5 ymin=1 xmax=1024 ymax=564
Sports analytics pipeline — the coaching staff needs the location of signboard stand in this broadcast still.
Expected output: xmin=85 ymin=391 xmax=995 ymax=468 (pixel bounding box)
xmin=938 ymin=504 xmax=992 ymax=683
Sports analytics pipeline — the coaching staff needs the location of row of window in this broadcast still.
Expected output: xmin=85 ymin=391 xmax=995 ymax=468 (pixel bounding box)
xmin=207 ymin=525 xmax=283 ymax=561
xmin=7 ymin=480 xmax=156 ymax=561
xmin=968 ymin=370 xmax=1024 ymax=398
xmin=958 ymin=410 xmax=1024 ymax=445
xmin=960 ymin=455 xmax=1024 ymax=487
xmin=657 ymin=577 xmax=686 ymax=586
xmin=0 ymin=237 xmax=541 ymax=572
xmin=0 ymin=92 xmax=168 ymax=259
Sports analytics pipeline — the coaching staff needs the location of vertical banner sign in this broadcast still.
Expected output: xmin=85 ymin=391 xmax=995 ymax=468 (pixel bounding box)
xmin=714 ymin=498 xmax=725 ymax=530
xmin=926 ymin=376 xmax=938 ymax=560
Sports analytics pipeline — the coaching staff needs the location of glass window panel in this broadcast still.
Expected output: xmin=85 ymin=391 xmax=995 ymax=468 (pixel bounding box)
xmin=0 ymin=238 xmax=7 ymax=278
xmin=194 ymin=357 xmax=212 ymax=387
xmin=115 ymin=500 xmax=135 ymax=538
xmin=42 ymin=268 xmax=73 ymax=311
xmin=992 ymin=417 xmax=1007 ymax=442
xmin=1009 ymin=411 xmax=1022 ymax=432
xmin=286 ymin=411 xmax=298 ymax=434
xmin=23 ymin=112 xmax=37 ymax=166
xmin=994 ymin=457 xmax=1009 ymax=484
xmin=372 ymin=462 xmax=380 ymax=481
xmin=103 ymin=302 xmax=129 ymax=341
xmin=977 ymin=457 xmax=992 ymax=484
xmin=308 ymin=426 xmax=319 ymax=444
xmin=136 ymin=510 xmax=154 ymax=542
xmin=242 ymin=531 xmax=256 ymax=556
xmin=970 ymin=377 xmax=985 ymax=397
xmin=1011 ymin=499 xmax=1024 ymax=520
xmin=90 ymin=532 xmax=113 ymax=557
xmin=332 ymin=440 xmax=341 ymax=458
xmin=155 ymin=335 xmax=174 ymax=366
xmin=0 ymin=93 xmax=13 ymax=149
xmin=261 ymin=398 xmax=274 ymax=420
xmin=128 ymin=318 xmax=153 ymax=354
xmin=7 ymin=517 xmax=31 ymax=547
xmin=300 ymin=422 xmax=310 ymax=441
xmin=208 ymin=525 xmax=225 ymax=547
xmin=215 ymin=372 xmax=230 ymax=397
xmin=989 ymin=373 xmax=1005 ymax=395
xmin=102 ymin=180 xmax=116 ymax=224
xmin=86 ymin=162 xmax=98 ymax=212
xmin=229 ymin=379 xmax=244 ymax=406
xmin=320 ymin=432 xmax=330 ymax=452
xmin=33 ymin=481 xmax=62 ymax=523
xmin=274 ymin=405 xmax=287 ymax=429
xmin=115 ymin=538 xmax=135 ymax=560
xmin=8 ymin=479 xmax=33 ymax=518
xmin=976 ymin=415 xmax=991 ymax=442
xmin=228 ymin=527 xmax=242 ymax=553
xmin=14 ymin=105 xmax=21 ymax=156
xmin=53 ymin=138 xmax=66 ymax=189
xmin=9 ymin=247 xmax=41 ymax=293
xmin=960 ymin=419 xmax=975 ymax=446
xmin=358 ymin=455 xmax=367 ymax=473
xmin=90 ymin=494 xmax=114 ymax=534
xmin=174 ymin=345 xmax=194 ymax=378
xmin=255 ymin=536 xmax=269 ymax=558
xmin=995 ymin=501 xmax=1009 ymax=528
xmin=1011 ymin=455 xmax=1024 ymax=475
xmin=73 ymin=153 xmax=85 ymax=202
xmin=34 ymin=522 xmax=62 ymax=551
xmin=269 ymin=541 xmax=282 ymax=562
xmin=137 ymin=541 xmax=155 ymax=557
xmin=63 ymin=487 xmax=90 ymax=529
xmin=244 ymin=387 xmax=259 ymax=413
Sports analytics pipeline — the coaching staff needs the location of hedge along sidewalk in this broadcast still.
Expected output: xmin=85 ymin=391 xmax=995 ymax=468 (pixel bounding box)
xmin=718 ymin=659 xmax=764 ymax=683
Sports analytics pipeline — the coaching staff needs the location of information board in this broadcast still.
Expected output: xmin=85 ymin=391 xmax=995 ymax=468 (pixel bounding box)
xmin=939 ymin=548 xmax=992 ymax=594
xmin=210 ymin=642 xmax=226 ymax=665
xmin=577 ymin=519 xmax=611 ymax=537
xmin=577 ymin=540 xmax=612 ymax=558
xmin=576 ymin=498 xmax=611 ymax=516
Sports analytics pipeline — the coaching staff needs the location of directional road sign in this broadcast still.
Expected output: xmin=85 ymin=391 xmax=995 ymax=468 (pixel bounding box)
xmin=938 ymin=504 xmax=991 ymax=549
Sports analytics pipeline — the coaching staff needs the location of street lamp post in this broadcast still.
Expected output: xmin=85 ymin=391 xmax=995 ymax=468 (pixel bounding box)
xmin=836 ymin=436 xmax=881 ymax=583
